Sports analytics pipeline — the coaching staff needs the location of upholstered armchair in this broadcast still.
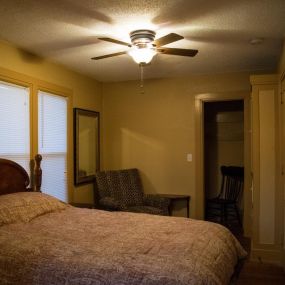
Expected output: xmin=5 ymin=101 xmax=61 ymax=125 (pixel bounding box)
xmin=93 ymin=168 xmax=170 ymax=216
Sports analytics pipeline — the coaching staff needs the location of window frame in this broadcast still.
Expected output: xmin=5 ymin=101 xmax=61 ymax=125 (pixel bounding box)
xmin=0 ymin=67 xmax=73 ymax=201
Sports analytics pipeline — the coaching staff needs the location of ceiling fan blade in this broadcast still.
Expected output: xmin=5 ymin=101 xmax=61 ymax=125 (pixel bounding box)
xmin=157 ymin=47 xmax=198 ymax=57
xmin=91 ymin=51 xmax=127 ymax=60
xmin=98 ymin=37 xmax=131 ymax=47
xmin=153 ymin=33 xmax=184 ymax=47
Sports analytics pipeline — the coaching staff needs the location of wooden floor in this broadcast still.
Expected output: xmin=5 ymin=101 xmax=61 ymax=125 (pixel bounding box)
xmin=207 ymin=219 xmax=285 ymax=284
xmin=236 ymin=261 xmax=285 ymax=284
xmin=233 ymin=230 xmax=285 ymax=284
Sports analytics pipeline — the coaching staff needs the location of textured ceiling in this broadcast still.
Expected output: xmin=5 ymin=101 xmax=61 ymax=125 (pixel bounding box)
xmin=0 ymin=0 xmax=284 ymax=82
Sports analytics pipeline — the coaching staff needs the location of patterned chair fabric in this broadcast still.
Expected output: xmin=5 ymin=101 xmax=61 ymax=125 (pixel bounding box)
xmin=94 ymin=169 xmax=170 ymax=216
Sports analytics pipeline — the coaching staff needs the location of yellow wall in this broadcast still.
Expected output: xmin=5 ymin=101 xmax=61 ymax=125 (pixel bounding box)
xmin=0 ymin=40 xmax=102 ymax=203
xmin=102 ymin=72 xmax=251 ymax=217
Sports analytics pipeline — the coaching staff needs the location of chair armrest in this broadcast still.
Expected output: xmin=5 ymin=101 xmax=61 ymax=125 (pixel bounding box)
xmin=143 ymin=194 xmax=170 ymax=210
xmin=99 ymin=197 xmax=126 ymax=211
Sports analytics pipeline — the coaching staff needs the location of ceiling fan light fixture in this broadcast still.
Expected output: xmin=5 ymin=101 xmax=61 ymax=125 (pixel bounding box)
xmin=130 ymin=29 xmax=156 ymax=45
xmin=93 ymin=30 xmax=198 ymax=64
xmin=128 ymin=46 xmax=157 ymax=64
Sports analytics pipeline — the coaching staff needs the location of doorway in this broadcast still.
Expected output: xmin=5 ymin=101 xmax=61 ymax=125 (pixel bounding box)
xmin=195 ymin=92 xmax=251 ymax=237
xmin=204 ymin=100 xmax=244 ymax=232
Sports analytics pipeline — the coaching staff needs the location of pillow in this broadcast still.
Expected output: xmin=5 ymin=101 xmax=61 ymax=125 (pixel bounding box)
xmin=0 ymin=192 xmax=67 ymax=226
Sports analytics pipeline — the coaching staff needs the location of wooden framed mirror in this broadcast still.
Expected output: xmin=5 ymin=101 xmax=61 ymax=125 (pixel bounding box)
xmin=74 ymin=108 xmax=100 ymax=185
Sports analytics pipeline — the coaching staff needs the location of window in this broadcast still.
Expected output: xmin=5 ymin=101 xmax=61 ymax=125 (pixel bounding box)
xmin=38 ymin=91 xmax=68 ymax=202
xmin=0 ymin=81 xmax=30 ymax=173
xmin=0 ymin=68 xmax=71 ymax=202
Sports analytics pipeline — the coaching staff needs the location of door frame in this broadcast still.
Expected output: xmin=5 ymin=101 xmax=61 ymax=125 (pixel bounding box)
xmin=195 ymin=91 xmax=251 ymax=236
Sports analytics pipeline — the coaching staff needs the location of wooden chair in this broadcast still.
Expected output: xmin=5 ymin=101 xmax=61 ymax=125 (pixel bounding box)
xmin=206 ymin=166 xmax=244 ymax=228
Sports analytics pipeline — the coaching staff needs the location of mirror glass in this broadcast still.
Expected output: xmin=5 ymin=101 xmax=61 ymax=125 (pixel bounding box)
xmin=74 ymin=108 xmax=99 ymax=185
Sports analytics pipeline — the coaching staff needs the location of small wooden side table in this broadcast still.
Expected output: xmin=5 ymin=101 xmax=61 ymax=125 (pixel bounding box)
xmin=158 ymin=194 xmax=191 ymax=218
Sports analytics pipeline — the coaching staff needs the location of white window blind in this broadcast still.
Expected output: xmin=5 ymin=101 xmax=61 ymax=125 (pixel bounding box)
xmin=38 ymin=91 xmax=68 ymax=202
xmin=0 ymin=81 xmax=30 ymax=174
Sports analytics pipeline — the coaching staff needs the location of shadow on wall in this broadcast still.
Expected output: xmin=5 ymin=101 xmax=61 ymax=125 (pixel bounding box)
xmin=117 ymin=127 xmax=193 ymax=218
xmin=17 ymin=48 xmax=44 ymax=63
xmin=120 ymin=127 xmax=166 ymax=194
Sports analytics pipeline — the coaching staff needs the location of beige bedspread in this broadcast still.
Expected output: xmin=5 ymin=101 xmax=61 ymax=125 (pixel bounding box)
xmin=0 ymin=201 xmax=246 ymax=285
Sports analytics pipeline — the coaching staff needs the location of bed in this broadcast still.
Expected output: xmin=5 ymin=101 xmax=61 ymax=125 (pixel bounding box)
xmin=0 ymin=155 xmax=246 ymax=285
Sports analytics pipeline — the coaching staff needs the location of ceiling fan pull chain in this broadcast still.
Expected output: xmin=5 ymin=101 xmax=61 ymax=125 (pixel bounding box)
xmin=140 ymin=64 xmax=145 ymax=94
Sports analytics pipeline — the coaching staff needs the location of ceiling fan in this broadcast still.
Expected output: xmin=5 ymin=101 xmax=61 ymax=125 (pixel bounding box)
xmin=91 ymin=30 xmax=198 ymax=65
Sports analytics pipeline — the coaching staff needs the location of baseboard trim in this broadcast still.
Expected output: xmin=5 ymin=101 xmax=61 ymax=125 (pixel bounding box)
xmin=251 ymin=247 xmax=282 ymax=265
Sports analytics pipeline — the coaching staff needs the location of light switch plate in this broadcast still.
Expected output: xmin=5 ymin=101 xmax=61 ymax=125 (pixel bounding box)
xmin=187 ymin=153 xmax=192 ymax=162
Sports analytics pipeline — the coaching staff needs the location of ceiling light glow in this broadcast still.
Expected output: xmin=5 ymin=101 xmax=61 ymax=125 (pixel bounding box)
xmin=128 ymin=46 xmax=157 ymax=64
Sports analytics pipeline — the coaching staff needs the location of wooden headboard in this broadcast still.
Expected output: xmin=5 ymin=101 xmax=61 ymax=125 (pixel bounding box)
xmin=0 ymin=154 xmax=42 ymax=195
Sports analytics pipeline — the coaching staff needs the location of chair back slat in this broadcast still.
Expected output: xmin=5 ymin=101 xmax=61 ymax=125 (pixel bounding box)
xmin=219 ymin=166 xmax=244 ymax=201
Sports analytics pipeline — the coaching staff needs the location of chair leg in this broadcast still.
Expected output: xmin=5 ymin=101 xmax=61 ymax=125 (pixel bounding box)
xmin=205 ymin=203 xmax=208 ymax=220
xmin=224 ymin=204 xmax=228 ymax=226
xmin=234 ymin=204 xmax=242 ymax=228
xmin=205 ymin=202 xmax=211 ymax=221
xmin=221 ymin=204 xmax=225 ymax=224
